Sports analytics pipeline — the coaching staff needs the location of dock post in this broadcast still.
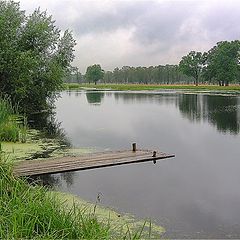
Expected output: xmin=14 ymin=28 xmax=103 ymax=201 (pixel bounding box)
xmin=153 ymin=151 xmax=157 ymax=164
xmin=132 ymin=143 xmax=136 ymax=152
xmin=152 ymin=151 xmax=157 ymax=157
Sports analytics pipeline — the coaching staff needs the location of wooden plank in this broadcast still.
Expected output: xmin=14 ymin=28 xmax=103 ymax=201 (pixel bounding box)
xmin=13 ymin=149 xmax=175 ymax=177
xmin=13 ymin=150 xmax=151 ymax=171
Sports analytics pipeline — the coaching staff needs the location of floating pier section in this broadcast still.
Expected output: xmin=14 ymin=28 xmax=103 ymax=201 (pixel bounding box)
xmin=13 ymin=144 xmax=175 ymax=177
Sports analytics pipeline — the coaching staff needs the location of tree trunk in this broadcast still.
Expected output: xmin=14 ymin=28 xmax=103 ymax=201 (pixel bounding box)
xmin=195 ymin=77 xmax=198 ymax=86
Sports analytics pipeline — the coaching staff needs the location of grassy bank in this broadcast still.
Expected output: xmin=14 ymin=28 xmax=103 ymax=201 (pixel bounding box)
xmin=63 ymin=83 xmax=240 ymax=92
xmin=0 ymin=160 xmax=110 ymax=239
xmin=0 ymin=157 xmax=164 ymax=239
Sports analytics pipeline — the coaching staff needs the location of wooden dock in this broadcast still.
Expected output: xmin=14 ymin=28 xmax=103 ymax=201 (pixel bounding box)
xmin=13 ymin=147 xmax=175 ymax=177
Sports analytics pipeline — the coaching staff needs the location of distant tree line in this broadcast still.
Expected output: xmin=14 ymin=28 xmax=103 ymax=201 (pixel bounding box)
xmin=103 ymin=65 xmax=194 ymax=84
xmin=67 ymin=40 xmax=240 ymax=86
xmin=65 ymin=65 xmax=194 ymax=84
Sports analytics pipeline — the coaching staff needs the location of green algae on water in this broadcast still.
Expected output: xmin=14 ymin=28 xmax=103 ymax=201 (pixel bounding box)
xmin=1 ymin=129 xmax=93 ymax=161
xmin=54 ymin=192 xmax=165 ymax=239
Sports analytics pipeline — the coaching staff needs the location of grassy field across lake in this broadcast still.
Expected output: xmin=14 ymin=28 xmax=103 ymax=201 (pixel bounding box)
xmin=64 ymin=83 xmax=240 ymax=92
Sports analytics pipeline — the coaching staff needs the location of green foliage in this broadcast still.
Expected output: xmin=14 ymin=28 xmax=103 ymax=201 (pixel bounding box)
xmin=63 ymin=66 xmax=83 ymax=83
xmin=0 ymin=162 xmax=110 ymax=239
xmin=0 ymin=160 xmax=153 ymax=239
xmin=179 ymin=51 xmax=204 ymax=86
xmin=85 ymin=64 xmax=104 ymax=84
xmin=0 ymin=97 xmax=27 ymax=142
xmin=0 ymin=1 xmax=76 ymax=114
xmin=203 ymin=41 xmax=240 ymax=86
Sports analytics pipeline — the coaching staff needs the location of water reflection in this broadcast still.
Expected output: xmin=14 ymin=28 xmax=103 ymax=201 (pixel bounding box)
xmin=29 ymin=172 xmax=75 ymax=189
xmin=178 ymin=94 xmax=202 ymax=121
xmin=50 ymin=90 xmax=240 ymax=238
xmin=28 ymin=173 xmax=60 ymax=188
xmin=204 ymin=96 xmax=240 ymax=134
xmin=66 ymin=90 xmax=82 ymax=97
xmin=29 ymin=111 xmax=71 ymax=147
xmin=111 ymin=92 xmax=240 ymax=134
xmin=105 ymin=91 xmax=240 ymax=134
xmin=114 ymin=92 xmax=177 ymax=105
xmin=86 ymin=92 xmax=104 ymax=105
xmin=178 ymin=94 xmax=240 ymax=134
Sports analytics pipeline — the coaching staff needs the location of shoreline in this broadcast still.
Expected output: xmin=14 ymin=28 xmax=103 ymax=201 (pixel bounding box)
xmin=1 ymin=129 xmax=165 ymax=238
xmin=63 ymin=83 xmax=240 ymax=92
xmin=54 ymin=191 xmax=165 ymax=238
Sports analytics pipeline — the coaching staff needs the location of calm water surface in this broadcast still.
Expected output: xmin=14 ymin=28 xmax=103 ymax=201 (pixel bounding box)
xmin=46 ymin=90 xmax=240 ymax=238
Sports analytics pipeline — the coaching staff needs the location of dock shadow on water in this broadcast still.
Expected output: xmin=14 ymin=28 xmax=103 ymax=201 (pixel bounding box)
xmin=35 ymin=90 xmax=240 ymax=239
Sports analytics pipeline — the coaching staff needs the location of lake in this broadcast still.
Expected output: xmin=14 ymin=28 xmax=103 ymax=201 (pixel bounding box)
xmin=43 ymin=90 xmax=240 ymax=238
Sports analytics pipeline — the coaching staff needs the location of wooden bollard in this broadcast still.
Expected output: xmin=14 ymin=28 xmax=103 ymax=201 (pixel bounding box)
xmin=132 ymin=143 xmax=136 ymax=152
xmin=153 ymin=151 xmax=157 ymax=164
xmin=152 ymin=151 xmax=157 ymax=157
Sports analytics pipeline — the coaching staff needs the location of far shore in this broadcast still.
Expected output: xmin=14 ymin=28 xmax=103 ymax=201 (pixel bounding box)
xmin=63 ymin=83 xmax=240 ymax=92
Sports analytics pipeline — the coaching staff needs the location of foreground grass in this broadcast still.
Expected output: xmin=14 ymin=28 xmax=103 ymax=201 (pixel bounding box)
xmin=63 ymin=83 xmax=240 ymax=92
xmin=0 ymin=157 xmax=163 ymax=239
xmin=0 ymin=160 xmax=111 ymax=239
xmin=56 ymin=192 xmax=164 ymax=239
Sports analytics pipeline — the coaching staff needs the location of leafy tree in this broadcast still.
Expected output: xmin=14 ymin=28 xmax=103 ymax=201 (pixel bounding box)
xmin=85 ymin=64 xmax=104 ymax=85
xmin=0 ymin=1 xmax=76 ymax=114
xmin=179 ymin=51 xmax=204 ymax=86
xmin=64 ymin=67 xmax=82 ymax=83
xmin=203 ymin=41 xmax=240 ymax=86
xmin=104 ymin=71 xmax=114 ymax=83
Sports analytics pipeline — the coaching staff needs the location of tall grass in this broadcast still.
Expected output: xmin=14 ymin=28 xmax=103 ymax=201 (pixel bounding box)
xmin=0 ymin=97 xmax=27 ymax=142
xmin=0 ymin=157 xmax=152 ymax=239
xmin=0 ymin=159 xmax=110 ymax=239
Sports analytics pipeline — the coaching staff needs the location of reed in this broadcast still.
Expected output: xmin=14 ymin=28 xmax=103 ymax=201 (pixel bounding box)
xmin=0 ymin=97 xmax=27 ymax=142
xmin=0 ymin=160 xmax=110 ymax=239
xmin=0 ymin=158 xmax=150 ymax=239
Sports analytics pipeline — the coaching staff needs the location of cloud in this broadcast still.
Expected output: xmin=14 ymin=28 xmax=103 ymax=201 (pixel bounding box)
xmin=67 ymin=1 xmax=147 ymax=36
xmin=19 ymin=0 xmax=240 ymax=72
xmin=200 ymin=1 xmax=240 ymax=43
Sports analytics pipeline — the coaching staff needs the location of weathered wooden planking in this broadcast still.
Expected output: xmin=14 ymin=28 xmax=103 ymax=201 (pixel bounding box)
xmin=13 ymin=149 xmax=175 ymax=177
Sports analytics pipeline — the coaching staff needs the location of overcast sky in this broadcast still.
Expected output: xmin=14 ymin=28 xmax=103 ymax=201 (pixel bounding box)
xmin=19 ymin=0 xmax=240 ymax=73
